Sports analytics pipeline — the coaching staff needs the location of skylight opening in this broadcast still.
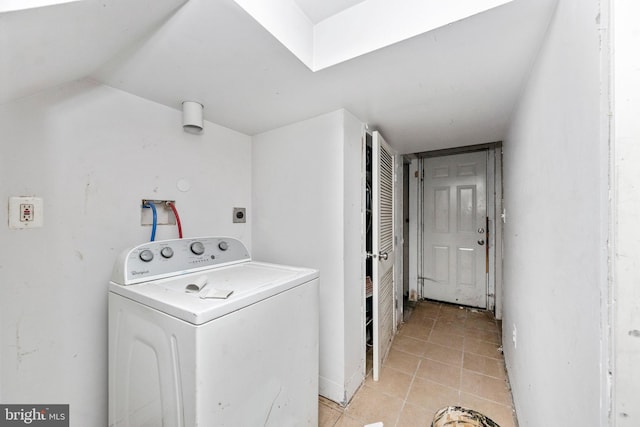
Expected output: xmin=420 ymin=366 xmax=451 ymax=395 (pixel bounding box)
xmin=234 ymin=0 xmax=516 ymax=71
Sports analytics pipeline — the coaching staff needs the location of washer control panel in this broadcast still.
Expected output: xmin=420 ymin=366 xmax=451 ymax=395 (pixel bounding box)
xmin=111 ymin=237 xmax=251 ymax=285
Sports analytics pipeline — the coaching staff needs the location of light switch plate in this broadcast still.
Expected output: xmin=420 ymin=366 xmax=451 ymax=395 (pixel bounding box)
xmin=9 ymin=196 xmax=43 ymax=229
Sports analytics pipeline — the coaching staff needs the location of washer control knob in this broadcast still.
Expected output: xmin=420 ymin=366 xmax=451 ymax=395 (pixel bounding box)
xmin=139 ymin=249 xmax=154 ymax=262
xmin=190 ymin=241 xmax=205 ymax=255
xmin=218 ymin=241 xmax=229 ymax=251
xmin=160 ymin=247 xmax=174 ymax=259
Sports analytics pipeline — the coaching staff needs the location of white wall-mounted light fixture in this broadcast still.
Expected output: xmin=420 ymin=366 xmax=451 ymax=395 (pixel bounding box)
xmin=182 ymin=101 xmax=204 ymax=134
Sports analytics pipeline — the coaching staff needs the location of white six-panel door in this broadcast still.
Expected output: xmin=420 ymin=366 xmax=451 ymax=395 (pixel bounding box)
xmin=422 ymin=151 xmax=488 ymax=308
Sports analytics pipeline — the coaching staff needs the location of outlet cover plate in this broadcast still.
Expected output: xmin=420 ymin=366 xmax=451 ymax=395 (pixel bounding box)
xmin=9 ymin=196 xmax=43 ymax=229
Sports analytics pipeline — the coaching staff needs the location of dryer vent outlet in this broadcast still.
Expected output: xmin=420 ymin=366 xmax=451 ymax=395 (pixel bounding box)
xmin=233 ymin=208 xmax=246 ymax=223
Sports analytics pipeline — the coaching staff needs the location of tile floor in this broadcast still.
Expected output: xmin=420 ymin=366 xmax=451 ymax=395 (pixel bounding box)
xmin=319 ymin=300 xmax=517 ymax=427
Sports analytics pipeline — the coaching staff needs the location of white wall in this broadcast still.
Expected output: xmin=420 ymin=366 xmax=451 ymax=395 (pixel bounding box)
xmin=501 ymin=0 xmax=608 ymax=425
xmin=0 ymin=79 xmax=252 ymax=424
xmin=252 ymin=109 xmax=365 ymax=404
xmin=612 ymin=0 xmax=640 ymax=424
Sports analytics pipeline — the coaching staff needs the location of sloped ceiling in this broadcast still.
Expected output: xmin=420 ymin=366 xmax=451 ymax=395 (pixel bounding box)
xmin=0 ymin=0 xmax=187 ymax=105
xmin=1 ymin=0 xmax=557 ymax=154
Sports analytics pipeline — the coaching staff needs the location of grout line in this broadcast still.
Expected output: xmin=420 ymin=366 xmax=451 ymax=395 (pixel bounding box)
xmin=391 ymin=356 xmax=423 ymax=427
xmin=459 ymin=332 xmax=466 ymax=404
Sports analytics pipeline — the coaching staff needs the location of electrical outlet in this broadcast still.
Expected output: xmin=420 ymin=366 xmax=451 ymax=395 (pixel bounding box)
xmin=20 ymin=204 xmax=34 ymax=222
xmin=233 ymin=207 xmax=246 ymax=223
xmin=9 ymin=196 xmax=43 ymax=229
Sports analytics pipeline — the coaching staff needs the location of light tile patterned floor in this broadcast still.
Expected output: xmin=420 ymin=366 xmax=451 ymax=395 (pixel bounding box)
xmin=319 ymin=301 xmax=517 ymax=427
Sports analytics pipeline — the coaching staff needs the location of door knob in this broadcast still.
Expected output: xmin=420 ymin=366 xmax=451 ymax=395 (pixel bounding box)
xmin=477 ymin=239 xmax=485 ymax=246
xmin=379 ymin=252 xmax=389 ymax=260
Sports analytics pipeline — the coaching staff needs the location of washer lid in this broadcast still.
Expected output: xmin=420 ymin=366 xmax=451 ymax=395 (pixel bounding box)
xmin=109 ymin=261 xmax=318 ymax=325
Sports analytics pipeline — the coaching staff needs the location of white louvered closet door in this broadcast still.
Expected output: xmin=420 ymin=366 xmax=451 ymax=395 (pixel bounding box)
xmin=372 ymin=131 xmax=395 ymax=382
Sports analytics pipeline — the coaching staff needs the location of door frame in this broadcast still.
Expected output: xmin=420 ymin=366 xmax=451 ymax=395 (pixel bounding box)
xmin=408 ymin=142 xmax=503 ymax=317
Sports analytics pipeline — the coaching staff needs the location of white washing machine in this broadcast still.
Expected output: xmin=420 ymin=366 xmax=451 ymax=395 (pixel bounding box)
xmin=108 ymin=237 xmax=319 ymax=427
